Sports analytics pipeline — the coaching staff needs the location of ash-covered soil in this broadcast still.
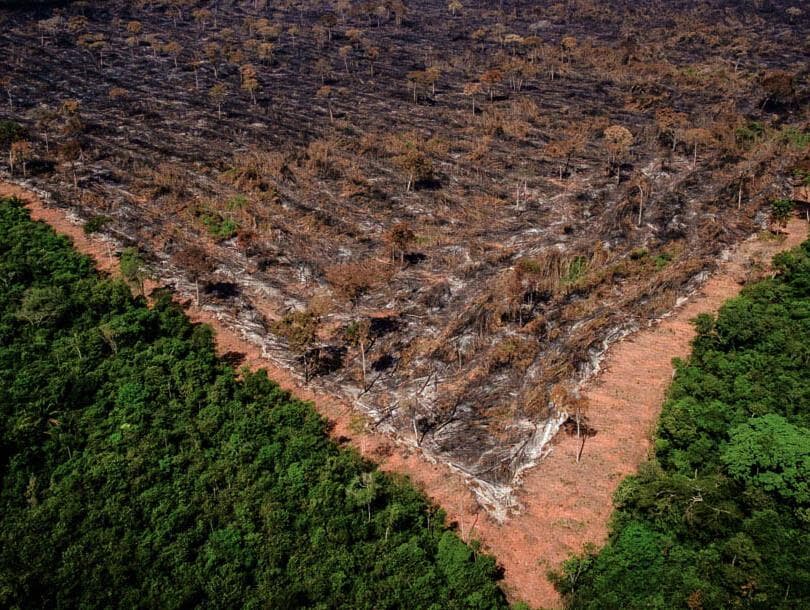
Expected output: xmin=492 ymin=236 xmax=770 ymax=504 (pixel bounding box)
xmin=1 ymin=0 xmax=807 ymax=509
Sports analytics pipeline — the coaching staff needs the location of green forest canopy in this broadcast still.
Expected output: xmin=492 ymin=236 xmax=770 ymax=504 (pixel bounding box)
xmin=0 ymin=198 xmax=507 ymax=609
xmin=555 ymin=238 xmax=810 ymax=609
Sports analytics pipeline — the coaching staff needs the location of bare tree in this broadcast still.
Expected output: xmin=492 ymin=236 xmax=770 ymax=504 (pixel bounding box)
xmin=32 ymin=106 xmax=57 ymax=153
xmin=346 ymin=319 xmax=372 ymax=390
xmin=394 ymin=148 xmax=433 ymax=192
xmin=462 ymin=81 xmax=482 ymax=115
xmin=364 ymin=43 xmax=379 ymax=77
xmin=480 ymin=68 xmax=503 ymax=101
xmin=172 ymin=245 xmax=211 ymax=306
xmin=603 ymin=124 xmax=634 ymax=184
xmin=164 ymin=41 xmax=183 ymax=68
xmin=209 ymin=83 xmax=227 ymax=118
xmin=240 ymin=64 xmax=259 ymax=105
xmin=385 ymin=222 xmax=416 ymax=264
xmin=204 ymin=42 xmax=221 ymax=78
xmin=9 ymin=140 xmax=32 ymax=177
xmin=316 ymin=86 xmax=334 ymax=122
xmin=338 ymin=45 xmax=353 ymax=75
xmin=425 ymin=66 xmax=441 ymax=96
xmin=560 ymin=35 xmax=577 ymax=64
xmin=406 ymin=70 xmax=425 ymax=102
xmin=682 ymin=127 xmax=714 ymax=168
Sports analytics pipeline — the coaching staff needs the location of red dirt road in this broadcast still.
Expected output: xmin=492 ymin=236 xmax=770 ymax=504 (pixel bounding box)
xmin=3 ymin=182 xmax=806 ymax=609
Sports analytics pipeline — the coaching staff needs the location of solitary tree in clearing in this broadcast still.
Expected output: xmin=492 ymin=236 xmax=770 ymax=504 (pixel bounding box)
xmin=406 ymin=70 xmax=425 ymax=102
xmin=545 ymin=126 xmax=588 ymax=180
xmin=394 ymin=149 xmax=433 ymax=192
xmin=9 ymin=140 xmax=32 ymax=177
xmin=326 ymin=261 xmax=376 ymax=307
xmin=172 ymin=245 xmax=211 ymax=306
xmin=316 ymin=86 xmax=334 ymax=122
xmin=448 ymin=0 xmax=463 ymax=16
xmin=257 ymin=42 xmax=274 ymax=64
xmin=364 ymin=44 xmax=380 ymax=77
xmin=385 ymin=222 xmax=416 ymax=265
xmin=603 ymin=124 xmax=634 ymax=184
xmin=192 ymin=8 xmax=211 ymax=33
xmin=463 ymin=81 xmax=482 ymax=115
xmin=272 ymin=310 xmax=320 ymax=383
xmin=480 ymin=68 xmax=503 ymax=101
xmin=560 ymin=35 xmax=577 ymax=64
xmin=339 ymin=45 xmax=353 ymax=75
xmin=314 ymin=58 xmax=332 ymax=84
xmin=124 ymin=20 xmax=141 ymax=37
xmin=760 ymin=69 xmax=796 ymax=108
xmin=682 ymin=127 xmax=715 ymax=168
xmin=164 ymin=41 xmax=182 ymax=68
xmin=204 ymin=42 xmax=222 ymax=78
xmin=37 ymin=15 xmax=62 ymax=47
xmin=32 ymin=106 xmax=57 ymax=153
xmin=320 ymin=12 xmax=337 ymax=41
xmin=346 ymin=319 xmax=372 ymax=390
xmin=77 ymin=32 xmax=108 ymax=67
xmin=391 ymin=0 xmax=407 ymax=26
xmin=654 ymin=107 xmax=688 ymax=151
xmin=120 ymin=247 xmax=147 ymax=296
xmin=425 ymin=66 xmax=441 ymax=96
xmin=209 ymin=83 xmax=227 ymax=118
xmin=770 ymin=198 xmax=794 ymax=229
xmin=240 ymin=64 xmax=259 ymax=105
xmin=786 ymin=6 xmax=803 ymax=22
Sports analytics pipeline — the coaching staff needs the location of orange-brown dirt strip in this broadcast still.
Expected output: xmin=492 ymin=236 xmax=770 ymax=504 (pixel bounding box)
xmin=3 ymin=181 xmax=807 ymax=609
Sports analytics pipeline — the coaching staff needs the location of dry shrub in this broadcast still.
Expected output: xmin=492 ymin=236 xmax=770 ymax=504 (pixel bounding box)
xmin=172 ymin=244 xmax=211 ymax=278
xmin=108 ymin=87 xmax=128 ymax=100
xmin=304 ymin=139 xmax=336 ymax=178
xmin=339 ymin=180 xmax=366 ymax=199
xmin=486 ymin=336 xmax=538 ymax=373
xmin=508 ymin=96 xmax=541 ymax=123
xmin=325 ymin=260 xmax=391 ymax=304
xmin=502 ymin=117 xmax=531 ymax=140
xmin=522 ymin=384 xmax=552 ymax=418
xmin=423 ymin=136 xmax=449 ymax=156
xmin=560 ymin=294 xmax=603 ymax=322
xmin=148 ymin=163 xmax=189 ymax=203
xmin=228 ymin=148 xmax=289 ymax=190
xmin=357 ymin=132 xmax=380 ymax=156
xmin=646 ymin=287 xmax=678 ymax=316
xmin=465 ymin=136 xmax=493 ymax=162
xmin=382 ymin=131 xmax=422 ymax=157
xmin=516 ymin=249 xmax=570 ymax=294
xmin=479 ymin=109 xmax=504 ymax=136
xmin=521 ymin=315 xmax=546 ymax=335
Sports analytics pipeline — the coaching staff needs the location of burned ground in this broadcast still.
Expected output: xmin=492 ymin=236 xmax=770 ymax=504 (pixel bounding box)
xmin=0 ymin=0 xmax=807 ymax=510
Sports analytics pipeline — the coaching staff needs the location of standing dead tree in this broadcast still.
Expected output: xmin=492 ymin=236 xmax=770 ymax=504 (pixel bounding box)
xmin=603 ymin=124 xmax=634 ymax=185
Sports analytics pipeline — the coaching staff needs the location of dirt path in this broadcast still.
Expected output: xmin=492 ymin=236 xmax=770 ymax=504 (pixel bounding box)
xmin=3 ymin=182 xmax=806 ymax=609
